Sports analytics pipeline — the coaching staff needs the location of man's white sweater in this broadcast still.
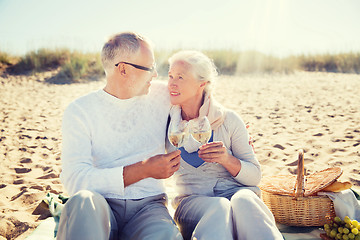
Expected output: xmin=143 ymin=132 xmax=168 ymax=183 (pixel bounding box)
xmin=60 ymin=81 xmax=171 ymax=199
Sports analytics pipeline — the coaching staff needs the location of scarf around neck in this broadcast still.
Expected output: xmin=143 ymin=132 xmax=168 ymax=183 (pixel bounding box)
xmin=169 ymin=92 xmax=225 ymax=131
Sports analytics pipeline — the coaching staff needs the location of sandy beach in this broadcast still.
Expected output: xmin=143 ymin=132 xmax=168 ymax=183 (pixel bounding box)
xmin=0 ymin=71 xmax=359 ymax=239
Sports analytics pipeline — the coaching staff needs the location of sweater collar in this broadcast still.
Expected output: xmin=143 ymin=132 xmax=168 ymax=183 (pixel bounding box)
xmin=97 ymin=89 xmax=145 ymax=105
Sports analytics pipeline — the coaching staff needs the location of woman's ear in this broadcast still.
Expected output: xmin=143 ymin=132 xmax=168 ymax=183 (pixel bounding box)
xmin=200 ymin=81 xmax=207 ymax=88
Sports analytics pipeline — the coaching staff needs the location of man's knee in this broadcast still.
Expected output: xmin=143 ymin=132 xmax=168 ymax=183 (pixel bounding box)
xmin=126 ymin=218 xmax=182 ymax=240
xmin=64 ymin=190 xmax=108 ymax=215
xmin=58 ymin=190 xmax=115 ymax=240
xmin=156 ymin=222 xmax=183 ymax=240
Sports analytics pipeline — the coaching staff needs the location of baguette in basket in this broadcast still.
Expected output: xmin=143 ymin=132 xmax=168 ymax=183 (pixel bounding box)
xmin=322 ymin=180 xmax=352 ymax=192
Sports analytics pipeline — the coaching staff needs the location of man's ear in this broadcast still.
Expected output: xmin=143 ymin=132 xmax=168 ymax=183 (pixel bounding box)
xmin=118 ymin=64 xmax=126 ymax=75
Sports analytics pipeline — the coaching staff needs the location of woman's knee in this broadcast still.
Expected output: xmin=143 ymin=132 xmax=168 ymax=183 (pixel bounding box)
xmin=176 ymin=196 xmax=231 ymax=224
xmin=230 ymin=189 xmax=259 ymax=209
xmin=211 ymin=197 xmax=231 ymax=209
xmin=203 ymin=197 xmax=231 ymax=220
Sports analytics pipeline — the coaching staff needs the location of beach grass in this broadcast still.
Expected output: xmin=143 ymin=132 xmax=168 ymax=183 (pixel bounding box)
xmin=53 ymin=52 xmax=104 ymax=84
xmin=5 ymin=49 xmax=105 ymax=83
xmin=9 ymin=48 xmax=71 ymax=73
xmin=0 ymin=51 xmax=18 ymax=66
xmin=2 ymin=49 xmax=360 ymax=83
xmin=298 ymin=52 xmax=360 ymax=73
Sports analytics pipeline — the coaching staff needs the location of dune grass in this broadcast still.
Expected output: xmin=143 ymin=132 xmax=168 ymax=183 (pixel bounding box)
xmin=54 ymin=52 xmax=104 ymax=83
xmin=155 ymin=50 xmax=360 ymax=75
xmin=9 ymin=49 xmax=71 ymax=73
xmin=0 ymin=52 xmax=11 ymax=65
xmin=205 ymin=50 xmax=298 ymax=74
xmin=2 ymin=48 xmax=359 ymax=83
xmin=4 ymin=49 xmax=104 ymax=83
xmin=0 ymin=51 xmax=18 ymax=66
xmin=298 ymin=52 xmax=360 ymax=73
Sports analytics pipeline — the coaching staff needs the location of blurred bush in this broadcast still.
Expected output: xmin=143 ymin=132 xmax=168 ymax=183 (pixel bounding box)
xmin=0 ymin=51 xmax=13 ymax=65
xmin=1 ymin=48 xmax=359 ymax=83
xmin=51 ymin=52 xmax=104 ymax=84
xmin=9 ymin=48 xmax=71 ymax=73
xmin=298 ymin=52 xmax=360 ymax=73
xmin=155 ymin=49 xmax=298 ymax=76
xmin=5 ymin=49 xmax=104 ymax=83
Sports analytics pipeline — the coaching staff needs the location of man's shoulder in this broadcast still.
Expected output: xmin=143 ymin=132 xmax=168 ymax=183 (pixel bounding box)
xmin=65 ymin=90 xmax=100 ymax=113
xmin=70 ymin=90 xmax=100 ymax=105
xmin=149 ymin=80 xmax=169 ymax=100
xmin=150 ymin=80 xmax=167 ymax=92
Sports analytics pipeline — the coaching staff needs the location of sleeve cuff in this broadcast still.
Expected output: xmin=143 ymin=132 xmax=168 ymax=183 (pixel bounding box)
xmin=99 ymin=166 xmax=125 ymax=196
xmin=234 ymin=161 xmax=261 ymax=186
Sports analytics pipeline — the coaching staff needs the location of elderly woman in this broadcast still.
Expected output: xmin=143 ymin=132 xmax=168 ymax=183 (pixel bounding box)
xmin=166 ymin=50 xmax=283 ymax=240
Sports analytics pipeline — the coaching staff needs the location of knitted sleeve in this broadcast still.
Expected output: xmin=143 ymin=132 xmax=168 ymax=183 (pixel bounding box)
xmin=225 ymin=111 xmax=262 ymax=186
xmin=60 ymin=102 xmax=125 ymax=196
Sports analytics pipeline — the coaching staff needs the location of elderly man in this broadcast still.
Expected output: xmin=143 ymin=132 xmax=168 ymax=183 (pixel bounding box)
xmin=57 ymin=32 xmax=182 ymax=240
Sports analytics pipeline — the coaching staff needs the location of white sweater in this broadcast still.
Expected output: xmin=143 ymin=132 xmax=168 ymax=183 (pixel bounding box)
xmin=60 ymin=81 xmax=171 ymax=199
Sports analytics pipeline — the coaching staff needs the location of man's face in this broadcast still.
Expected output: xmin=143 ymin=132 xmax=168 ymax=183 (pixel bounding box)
xmin=127 ymin=43 xmax=158 ymax=97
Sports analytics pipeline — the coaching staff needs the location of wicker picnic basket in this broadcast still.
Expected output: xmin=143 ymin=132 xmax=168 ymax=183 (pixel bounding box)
xmin=259 ymin=149 xmax=338 ymax=227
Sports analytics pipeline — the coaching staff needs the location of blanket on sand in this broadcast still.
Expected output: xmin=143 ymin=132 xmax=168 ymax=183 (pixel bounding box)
xmin=26 ymin=189 xmax=360 ymax=240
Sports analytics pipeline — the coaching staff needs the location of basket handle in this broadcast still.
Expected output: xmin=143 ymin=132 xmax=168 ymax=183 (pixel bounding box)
xmin=294 ymin=149 xmax=305 ymax=198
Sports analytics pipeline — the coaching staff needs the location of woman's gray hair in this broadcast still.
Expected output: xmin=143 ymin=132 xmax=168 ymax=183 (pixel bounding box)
xmin=168 ymin=50 xmax=218 ymax=93
xmin=101 ymin=32 xmax=151 ymax=75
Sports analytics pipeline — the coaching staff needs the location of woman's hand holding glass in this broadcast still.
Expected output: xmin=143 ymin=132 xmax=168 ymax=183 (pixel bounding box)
xmin=198 ymin=141 xmax=231 ymax=164
xmin=198 ymin=141 xmax=241 ymax=176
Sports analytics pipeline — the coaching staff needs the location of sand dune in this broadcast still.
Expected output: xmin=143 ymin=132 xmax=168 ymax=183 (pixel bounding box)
xmin=0 ymin=71 xmax=359 ymax=239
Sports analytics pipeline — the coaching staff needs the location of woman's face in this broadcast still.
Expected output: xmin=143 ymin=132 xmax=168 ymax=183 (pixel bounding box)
xmin=168 ymin=60 xmax=205 ymax=106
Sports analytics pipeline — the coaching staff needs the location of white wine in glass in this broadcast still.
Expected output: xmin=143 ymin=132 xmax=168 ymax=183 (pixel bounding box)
xmin=168 ymin=132 xmax=186 ymax=148
xmin=168 ymin=120 xmax=188 ymax=148
xmin=190 ymin=116 xmax=211 ymax=145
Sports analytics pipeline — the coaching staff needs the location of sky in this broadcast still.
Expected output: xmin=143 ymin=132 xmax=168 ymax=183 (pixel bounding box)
xmin=0 ymin=0 xmax=360 ymax=57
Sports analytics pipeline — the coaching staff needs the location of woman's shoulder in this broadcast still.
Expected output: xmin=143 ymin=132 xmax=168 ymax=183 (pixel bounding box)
xmin=218 ymin=108 xmax=247 ymax=136
xmin=222 ymin=108 xmax=244 ymax=124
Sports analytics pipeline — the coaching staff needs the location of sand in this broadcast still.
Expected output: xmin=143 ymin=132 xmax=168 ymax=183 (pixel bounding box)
xmin=0 ymin=71 xmax=359 ymax=239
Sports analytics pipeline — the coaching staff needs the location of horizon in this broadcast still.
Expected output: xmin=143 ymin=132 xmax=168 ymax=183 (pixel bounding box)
xmin=1 ymin=0 xmax=360 ymax=57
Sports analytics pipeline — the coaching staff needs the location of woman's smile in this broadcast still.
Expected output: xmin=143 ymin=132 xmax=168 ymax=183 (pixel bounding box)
xmin=170 ymin=91 xmax=180 ymax=96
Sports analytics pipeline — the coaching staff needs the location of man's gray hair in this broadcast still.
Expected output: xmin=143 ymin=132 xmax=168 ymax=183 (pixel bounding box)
xmin=168 ymin=50 xmax=218 ymax=93
xmin=101 ymin=32 xmax=151 ymax=75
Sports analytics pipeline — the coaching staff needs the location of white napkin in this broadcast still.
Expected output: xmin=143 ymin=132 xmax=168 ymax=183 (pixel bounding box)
xmin=318 ymin=190 xmax=360 ymax=220
xmin=183 ymin=132 xmax=202 ymax=153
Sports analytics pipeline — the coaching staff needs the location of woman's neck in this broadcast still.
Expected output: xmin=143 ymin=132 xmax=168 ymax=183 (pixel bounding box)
xmin=180 ymin=93 xmax=205 ymax=121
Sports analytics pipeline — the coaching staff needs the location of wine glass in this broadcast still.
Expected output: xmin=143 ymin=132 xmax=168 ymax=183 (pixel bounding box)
xmin=189 ymin=116 xmax=211 ymax=145
xmin=168 ymin=120 xmax=188 ymax=148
